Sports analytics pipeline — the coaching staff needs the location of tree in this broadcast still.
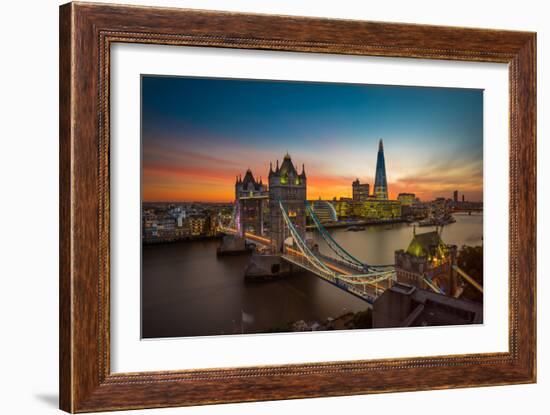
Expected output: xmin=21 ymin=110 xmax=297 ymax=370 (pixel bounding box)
xmin=457 ymin=245 xmax=483 ymax=303
xmin=347 ymin=309 xmax=372 ymax=329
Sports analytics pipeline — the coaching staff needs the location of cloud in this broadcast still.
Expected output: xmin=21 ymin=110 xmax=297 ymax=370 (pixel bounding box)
xmin=390 ymin=154 xmax=483 ymax=200
xmin=142 ymin=133 xmax=483 ymax=202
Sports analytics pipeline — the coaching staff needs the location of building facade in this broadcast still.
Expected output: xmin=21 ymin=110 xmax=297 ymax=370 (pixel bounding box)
xmin=397 ymin=193 xmax=416 ymax=206
xmin=352 ymin=179 xmax=370 ymax=201
xmin=428 ymin=197 xmax=451 ymax=218
xmin=142 ymin=203 xmax=223 ymax=243
xmin=333 ymin=198 xmax=353 ymax=218
xmin=354 ymin=199 xmax=401 ymax=220
xmin=189 ymin=215 xmax=207 ymax=236
xmin=235 ymin=169 xmax=268 ymax=237
xmin=268 ymin=153 xmax=307 ymax=252
xmin=394 ymin=229 xmax=459 ymax=296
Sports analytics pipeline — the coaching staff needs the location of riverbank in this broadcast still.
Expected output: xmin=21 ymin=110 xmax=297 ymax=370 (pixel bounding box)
xmin=142 ymin=214 xmax=482 ymax=338
xmin=143 ymin=234 xmax=222 ymax=245
xmin=265 ymin=309 xmax=372 ymax=333
xmin=306 ymin=217 xmax=405 ymax=230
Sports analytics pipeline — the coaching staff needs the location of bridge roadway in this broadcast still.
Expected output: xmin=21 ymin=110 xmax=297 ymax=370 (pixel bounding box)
xmin=219 ymin=227 xmax=273 ymax=246
xmin=282 ymin=247 xmax=394 ymax=304
xmin=220 ymin=217 xmax=482 ymax=302
xmin=219 ymin=227 xmax=393 ymax=304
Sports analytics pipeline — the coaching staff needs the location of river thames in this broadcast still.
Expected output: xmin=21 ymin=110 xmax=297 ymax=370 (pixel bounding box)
xmin=142 ymin=213 xmax=482 ymax=338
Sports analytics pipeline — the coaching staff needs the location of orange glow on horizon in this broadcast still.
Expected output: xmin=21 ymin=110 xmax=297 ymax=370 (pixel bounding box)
xmin=143 ymin=180 xmax=482 ymax=203
xmin=142 ymin=159 xmax=482 ymax=203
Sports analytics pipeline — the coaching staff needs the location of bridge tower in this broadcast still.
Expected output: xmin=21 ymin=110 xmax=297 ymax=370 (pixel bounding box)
xmin=394 ymin=229 xmax=459 ymax=296
xmin=235 ymin=169 xmax=268 ymax=237
xmin=268 ymin=153 xmax=307 ymax=252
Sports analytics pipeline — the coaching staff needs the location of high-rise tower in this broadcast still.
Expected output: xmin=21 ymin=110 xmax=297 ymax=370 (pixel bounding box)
xmin=374 ymin=139 xmax=388 ymax=199
xmin=352 ymin=179 xmax=370 ymax=202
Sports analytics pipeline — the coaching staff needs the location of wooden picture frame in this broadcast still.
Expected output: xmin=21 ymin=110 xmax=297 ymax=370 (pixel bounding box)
xmin=59 ymin=2 xmax=536 ymax=412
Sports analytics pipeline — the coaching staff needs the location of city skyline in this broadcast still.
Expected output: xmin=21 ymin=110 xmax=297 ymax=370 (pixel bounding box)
xmin=142 ymin=76 xmax=483 ymax=203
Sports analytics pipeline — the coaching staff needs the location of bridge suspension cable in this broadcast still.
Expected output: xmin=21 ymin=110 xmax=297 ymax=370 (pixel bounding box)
xmin=305 ymin=201 xmax=367 ymax=271
xmin=423 ymin=276 xmax=445 ymax=295
xmin=279 ymin=201 xmax=334 ymax=277
xmin=221 ymin=198 xmax=397 ymax=304
xmin=278 ymin=201 xmax=400 ymax=304
xmin=452 ymin=265 xmax=483 ymax=293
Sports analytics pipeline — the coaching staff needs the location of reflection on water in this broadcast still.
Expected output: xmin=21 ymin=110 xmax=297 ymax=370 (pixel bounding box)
xmin=313 ymin=212 xmax=483 ymax=265
xmin=142 ymin=213 xmax=482 ymax=338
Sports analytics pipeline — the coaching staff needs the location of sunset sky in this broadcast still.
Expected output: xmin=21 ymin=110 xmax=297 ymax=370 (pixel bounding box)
xmin=142 ymin=76 xmax=483 ymax=203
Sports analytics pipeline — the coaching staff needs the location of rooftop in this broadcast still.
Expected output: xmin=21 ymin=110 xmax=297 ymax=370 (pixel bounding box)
xmin=269 ymin=153 xmax=306 ymax=179
xmin=373 ymin=283 xmax=483 ymax=328
xmin=406 ymin=230 xmax=446 ymax=257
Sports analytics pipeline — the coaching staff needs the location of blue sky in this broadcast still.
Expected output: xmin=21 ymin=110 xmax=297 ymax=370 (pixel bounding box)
xmin=142 ymin=75 xmax=483 ymax=202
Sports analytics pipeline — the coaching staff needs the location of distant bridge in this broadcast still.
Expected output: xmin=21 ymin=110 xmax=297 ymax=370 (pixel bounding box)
xmin=451 ymin=207 xmax=483 ymax=213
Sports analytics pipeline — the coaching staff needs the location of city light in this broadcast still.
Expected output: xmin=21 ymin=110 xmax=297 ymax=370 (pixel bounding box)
xmin=141 ymin=76 xmax=484 ymax=338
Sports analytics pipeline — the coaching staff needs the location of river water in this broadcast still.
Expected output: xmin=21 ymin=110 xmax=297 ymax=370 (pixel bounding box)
xmin=142 ymin=213 xmax=482 ymax=338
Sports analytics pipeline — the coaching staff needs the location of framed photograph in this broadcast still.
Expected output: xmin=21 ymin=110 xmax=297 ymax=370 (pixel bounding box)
xmin=59 ymin=2 xmax=536 ymax=412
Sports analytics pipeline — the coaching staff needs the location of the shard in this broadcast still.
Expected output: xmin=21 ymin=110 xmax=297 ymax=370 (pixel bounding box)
xmin=374 ymin=139 xmax=388 ymax=199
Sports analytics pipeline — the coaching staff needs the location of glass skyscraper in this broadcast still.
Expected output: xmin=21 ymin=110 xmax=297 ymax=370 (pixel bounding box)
xmin=374 ymin=139 xmax=388 ymax=199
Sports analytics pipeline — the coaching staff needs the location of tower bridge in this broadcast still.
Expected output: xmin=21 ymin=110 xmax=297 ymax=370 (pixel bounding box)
xmin=218 ymin=149 xmax=481 ymax=305
xmin=219 ymin=152 xmax=396 ymax=305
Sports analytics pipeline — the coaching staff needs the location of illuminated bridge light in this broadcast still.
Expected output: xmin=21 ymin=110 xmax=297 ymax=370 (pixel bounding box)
xmin=223 ymin=180 xmax=396 ymax=304
xmin=244 ymin=232 xmax=271 ymax=244
xmin=285 ymin=247 xmax=351 ymax=276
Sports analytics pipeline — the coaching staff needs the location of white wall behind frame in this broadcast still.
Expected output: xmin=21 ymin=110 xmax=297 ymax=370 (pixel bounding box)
xmin=1 ymin=1 xmax=547 ymax=415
